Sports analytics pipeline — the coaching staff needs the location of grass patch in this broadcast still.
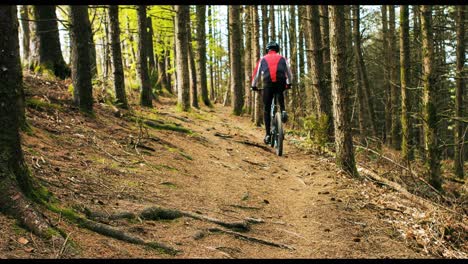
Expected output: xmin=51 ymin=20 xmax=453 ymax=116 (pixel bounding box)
xmin=26 ymin=98 xmax=62 ymax=111
xmin=128 ymin=115 xmax=192 ymax=134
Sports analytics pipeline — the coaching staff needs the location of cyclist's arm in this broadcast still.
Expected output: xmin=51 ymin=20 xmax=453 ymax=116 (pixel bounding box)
xmin=251 ymin=58 xmax=262 ymax=87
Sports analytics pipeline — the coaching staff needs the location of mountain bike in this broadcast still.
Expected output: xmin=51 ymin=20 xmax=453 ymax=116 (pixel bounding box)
xmin=252 ymin=88 xmax=285 ymax=156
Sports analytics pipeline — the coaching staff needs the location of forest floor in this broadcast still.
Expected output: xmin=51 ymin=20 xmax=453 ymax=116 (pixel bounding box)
xmin=0 ymin=73 xmax=466 ymax=259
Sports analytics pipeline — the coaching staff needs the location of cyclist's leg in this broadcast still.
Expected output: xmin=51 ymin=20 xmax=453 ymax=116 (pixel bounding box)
xmin=263 ymin=85 xmax=274 ymax=135
xmin=276 ymin=83 xmax=286 ymax=112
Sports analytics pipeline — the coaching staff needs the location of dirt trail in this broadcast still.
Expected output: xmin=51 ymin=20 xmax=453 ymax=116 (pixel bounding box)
xmin=0 ymin=77 xmax=429 ymax=258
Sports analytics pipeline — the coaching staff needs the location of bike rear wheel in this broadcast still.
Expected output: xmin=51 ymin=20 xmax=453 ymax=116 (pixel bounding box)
xmin=274 ymin=112 xmax=283 ymax=156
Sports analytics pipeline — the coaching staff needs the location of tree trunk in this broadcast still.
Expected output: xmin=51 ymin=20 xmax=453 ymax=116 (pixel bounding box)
xmin=421 ymin=5 xmax=442 ymax=190
xmin=31 ymin=5 xmax=70 ymax=79
xmin=328 ymin=5 xmax=358 ymax=177
xmin=137 ymin=5 xmax=152 ymax=107
xmin=297 ymin=5 xmax=306 ymax=117
xmin=352 ymin=6 xmax=377 ymax=141
xmin=252 ymin=6 xmax=263 ymax=126
xmin=270 ymin=5 xmax=276 ymax=41
xmin=288 ymin=5 xmax=297 ymax=126
xmin=208 ymin=6 xmax=215 ymax=101
xmin=19 ymin=5 xmax=30 ymax=65
xmin=70 ymin=5 xmax=93 ymax=113
xmin=454 ymin=5 xmax=466 ymax=178
xmin=195 ymin=5 xmax=211 ymax=107
xmin=229 ymin=5 xmax=244 ymax=115
xmin=261 ymin=5 xmax=269 ymax=48
xmin=400 ymin=5 xmax=412 ymax=161
xmin=175 ymin=5 xmax=191 ymax=111
xmin=389 ymin=5 xmax=401 ymax=150
xmin=381 ymin=5 xmax=391 ymax=143
xmin=108 ymin=5 xmax=128 ymax=109
xmin=188 ymin=16 xmax=199 ymax=109
xmin=319 ymin=5 xmax=331 ymax=91
xmin=244 ymin=5 xmax=252 ymax=115
xmin=308 ymin=5 xmax=333 ymax=141
xmin=0 ymin=8 xmax=65 ymax=242
xmin=147 ymin=16 xmax=156 ymax=82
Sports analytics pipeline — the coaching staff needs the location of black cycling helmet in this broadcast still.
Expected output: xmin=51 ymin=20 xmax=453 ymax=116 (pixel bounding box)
xmin=266 ymin=41 xmax=280 ymax=53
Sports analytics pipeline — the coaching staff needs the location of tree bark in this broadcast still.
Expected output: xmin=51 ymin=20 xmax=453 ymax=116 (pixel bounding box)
xmin=188 ymin=15 xmax=199 ymax=109
xmin=0 ymin=6 xmax=63 ymax=241
xmin=252 ymin=6 xmax=263 ymax=126
xmin=175 ymin=5 xmax=191 ymax=111
xmin=381 ymin=5 xmax=391 ymax=144
xmin=196 ymin=5 xmax=211 ymax=107
xmin=19 ymin=5 xmax=30 ymax=65
xmin=31 ymin=5 xmax=70 ymax=79
xmin=389 ymin=5 xmax=401 ymax=150
xmin=108 ymin=5 xmax=128 ymax=109
xmin=421 ymin=5 xmax=442 ymax=190
xmin=229 ymin=5 xmax=244 ymax=115
xmin=328 ymin=5 xmax=358 ymax=177
xmin=400 ymin=5 xmax=412 ymax=161
xmin=137 ymin=5 xmax=152 ymax=107
xmin=454 ymin=5 xmax=466 ymax=178
xmin=308 ymin=5 xmax=333 ymax=141
xmin=70 ymin=5 xmax=93 ymax=113
xmin=244 ymin=5 xmax=252 ymax=115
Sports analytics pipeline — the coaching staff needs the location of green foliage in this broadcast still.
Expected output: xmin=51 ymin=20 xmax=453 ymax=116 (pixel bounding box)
xmin=301 ymin=114 xmax=330 ymax=150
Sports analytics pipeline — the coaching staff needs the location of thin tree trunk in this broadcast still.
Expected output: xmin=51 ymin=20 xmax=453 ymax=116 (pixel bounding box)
xmin=382 ymin=5 xmax=391 ymax=144
xmin=270 ymin=5 xmax=276 ymax=41
xmin=454 ymin=5 xmax=466 ymax=178
xmin=70 ymin=5 xmax=93 ymax=113
xmin=421 ymin=5 xmax=441 ymax=190
xmin=108 ymin=5 xmax=128 ymax=109
xmin=137 ymin=5 xmax=152 ymax=107
xmin=400 ymin=5 xmax=412 ymax=161
xmin=188 ymin=16 xmax=199 ymax=109
xmin=389 ymin=5 xmax=401 ymax=150
xmin=252 ymin=6 xmax=262 ymax=126
xmin=147 ymin=16 xmax=156 ymax=82
xmin=244 ymin=5 xmax=252 ymax=115
xmin=328 ymin=5 xmax=358 ymax=177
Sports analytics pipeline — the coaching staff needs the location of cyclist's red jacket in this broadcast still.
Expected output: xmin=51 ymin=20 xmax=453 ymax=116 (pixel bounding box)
xmin=251 ymin=50 xmax=293 ymax=88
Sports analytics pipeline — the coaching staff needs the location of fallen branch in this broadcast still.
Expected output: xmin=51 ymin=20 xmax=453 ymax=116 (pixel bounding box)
xmin=208 ymin=227 xmax=295 ymax=250
xmin=355 ymin=144 xmax=453 ymax=204
xmin=358 ymin=166 xmax=459 ymax=215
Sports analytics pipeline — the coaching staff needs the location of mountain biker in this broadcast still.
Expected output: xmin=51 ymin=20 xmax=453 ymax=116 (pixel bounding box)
xmin=251 ymin=41 xmax=293 ymax=145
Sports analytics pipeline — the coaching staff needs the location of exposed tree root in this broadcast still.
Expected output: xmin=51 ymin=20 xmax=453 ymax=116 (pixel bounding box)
xmin=79 ymin=218 xmax=179 ymax=255
xmin=207 ymin=227 xmax=295 ymax=250
xmin=234 ymin=140 xmax=272 ymax=152
xmin=0 ymin=183 xmax=66 ymax=250
xmin=85 ymin=206 xmax=251 ymax=232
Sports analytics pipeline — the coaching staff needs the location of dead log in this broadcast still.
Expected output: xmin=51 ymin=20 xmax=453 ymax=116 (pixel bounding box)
xmin=208 ymin=227 xmax=295 ymax=250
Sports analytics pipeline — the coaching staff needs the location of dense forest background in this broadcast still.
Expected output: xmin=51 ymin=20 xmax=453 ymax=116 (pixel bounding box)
xmin=0 ymin=5 xmax=466 ymax=258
